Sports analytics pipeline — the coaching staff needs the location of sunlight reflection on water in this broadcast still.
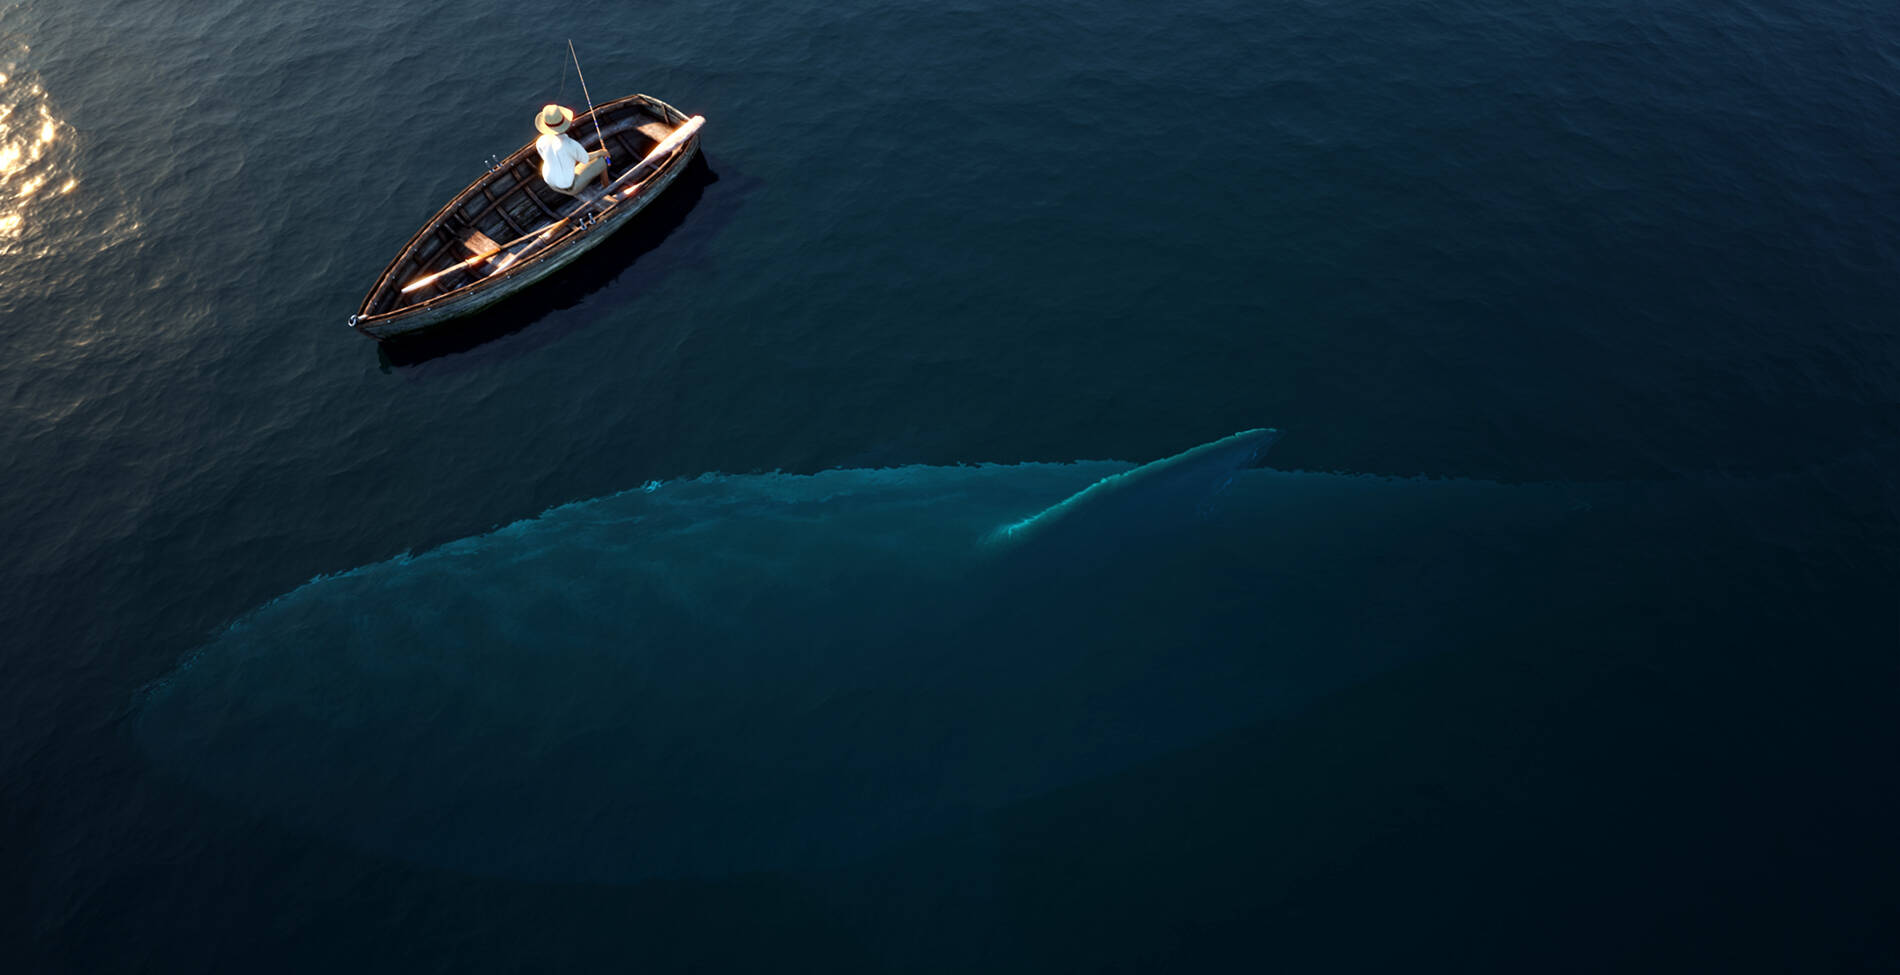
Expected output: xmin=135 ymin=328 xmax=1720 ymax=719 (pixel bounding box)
xmin=0 ymin=43 xmax=79 ymax=247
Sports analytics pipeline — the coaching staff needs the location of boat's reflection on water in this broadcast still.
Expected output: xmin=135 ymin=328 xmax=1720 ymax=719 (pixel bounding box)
xmin=377 ymin=153 xmax=739 ymax=369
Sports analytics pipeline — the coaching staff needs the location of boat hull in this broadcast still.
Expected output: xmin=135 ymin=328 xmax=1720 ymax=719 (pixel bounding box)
xmin=352 ymin=94 xmax=703 ymax=341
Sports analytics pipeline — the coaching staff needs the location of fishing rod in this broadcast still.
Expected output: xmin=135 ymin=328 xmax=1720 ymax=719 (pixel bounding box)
xmin=568 ymin=39 xmax=610 ymax=177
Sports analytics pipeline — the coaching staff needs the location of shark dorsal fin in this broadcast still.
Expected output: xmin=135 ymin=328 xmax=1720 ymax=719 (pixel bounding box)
xmin=991 ymin=428 xmax=1279 ymax=549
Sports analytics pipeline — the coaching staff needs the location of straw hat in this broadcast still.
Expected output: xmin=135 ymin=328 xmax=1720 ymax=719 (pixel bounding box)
xmin=535 ymin=104 xmax=575 ymax=135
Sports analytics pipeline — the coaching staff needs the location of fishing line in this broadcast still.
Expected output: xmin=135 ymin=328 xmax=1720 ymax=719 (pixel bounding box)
xmin=568 ymin=39 xmax=610 ymax=175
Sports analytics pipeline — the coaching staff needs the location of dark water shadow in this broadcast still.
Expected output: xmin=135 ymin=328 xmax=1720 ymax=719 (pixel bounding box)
xmin=373 ymin=153 xmax=754 ymax=371
xmin=820 ymin=529 xmax=1899 ymax=973
xmin=34 ymin=496 xmax=1897 ymax=973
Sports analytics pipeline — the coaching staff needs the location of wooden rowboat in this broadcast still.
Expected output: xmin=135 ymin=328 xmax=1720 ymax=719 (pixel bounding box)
xmin=351 ymin=93 xmax=705 ymax=340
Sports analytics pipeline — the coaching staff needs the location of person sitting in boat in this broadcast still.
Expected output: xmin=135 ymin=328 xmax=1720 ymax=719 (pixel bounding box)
xmin=534 ymin=104 xmax=608 ymax=195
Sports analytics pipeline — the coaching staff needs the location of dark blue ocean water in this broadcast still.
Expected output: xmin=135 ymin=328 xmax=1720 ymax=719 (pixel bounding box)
xmin=3 ymin=0 xmax=1898 ymax=969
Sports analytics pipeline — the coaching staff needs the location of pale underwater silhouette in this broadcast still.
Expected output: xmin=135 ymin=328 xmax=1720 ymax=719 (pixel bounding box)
xmin=139 ymin=429 xmax=1691 ymax=882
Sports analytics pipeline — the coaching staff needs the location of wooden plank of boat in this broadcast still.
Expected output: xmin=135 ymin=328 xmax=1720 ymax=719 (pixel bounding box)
xmin=350 ymin=93 xmax=705 ymax=340
xmin=463 ymin=229 xmax=503 ymax=259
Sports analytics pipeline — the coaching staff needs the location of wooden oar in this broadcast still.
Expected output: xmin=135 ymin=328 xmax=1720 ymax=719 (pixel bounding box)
xmin=602 ymin=116 xmax=705 ymax=204
xmin=399 ymin=218 xmax=569 ymax=294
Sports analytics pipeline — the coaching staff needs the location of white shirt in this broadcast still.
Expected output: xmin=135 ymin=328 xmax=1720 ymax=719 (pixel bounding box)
xmin=536 ymin=132 xmax=589 ymax=190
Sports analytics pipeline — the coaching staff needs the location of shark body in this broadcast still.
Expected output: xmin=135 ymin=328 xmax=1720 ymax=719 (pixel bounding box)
xmin=140 ymin=429 xmax=1624 ymax=880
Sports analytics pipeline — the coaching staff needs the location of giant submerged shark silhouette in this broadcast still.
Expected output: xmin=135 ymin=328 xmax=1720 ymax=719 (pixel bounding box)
xmin=139 ymin=429 xmax=1673 ymax=882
